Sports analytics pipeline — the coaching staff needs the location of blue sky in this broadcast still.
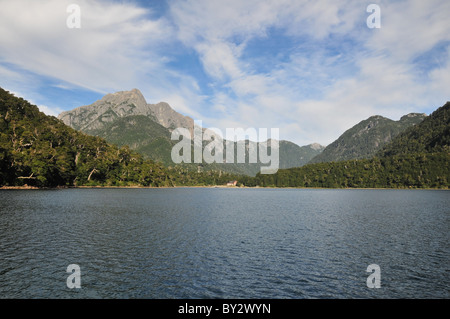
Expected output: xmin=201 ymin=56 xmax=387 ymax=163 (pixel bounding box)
xmin=0 ymin=0 xmax=449 ymax=146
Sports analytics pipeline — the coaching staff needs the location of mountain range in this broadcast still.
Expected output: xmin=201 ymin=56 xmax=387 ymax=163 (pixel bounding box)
xmin=1 ymin=86 xmax=448 ymax=188
xmin=58 ymin=88 xmax=433 ymax=176
xmin=58 ymin=89 xmax=325 ymax=175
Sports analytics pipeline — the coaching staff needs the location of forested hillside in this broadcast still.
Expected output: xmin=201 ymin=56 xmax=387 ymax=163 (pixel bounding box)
xmin=0 ymin=88 xmax=174 ymax=187
xmin=0 ymin=88 xmax=239 ymax=187
xmin=246 ymin=102 xmax=449 ymax=189
xmin=377 ymin=102 xmax=449 ymax=156
xmin=308 ymin=113 xmax=426 ymax=164
xmin=244 ymin=153 xmax=448 ymax=188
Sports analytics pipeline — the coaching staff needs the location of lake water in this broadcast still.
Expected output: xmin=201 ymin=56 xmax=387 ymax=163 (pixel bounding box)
xmin=0 ymin=188 xmax=448 ymax=299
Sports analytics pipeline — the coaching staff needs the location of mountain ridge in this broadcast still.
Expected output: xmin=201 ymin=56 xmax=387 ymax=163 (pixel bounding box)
xmin=58 ymin=89 xmax=325 ymax=175
xmin=308 ymin=112 xmax=427 ymax=164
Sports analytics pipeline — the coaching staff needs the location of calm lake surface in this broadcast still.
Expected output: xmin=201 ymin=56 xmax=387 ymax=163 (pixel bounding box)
xmin=0 ymin=188 xmax=448 ymax=299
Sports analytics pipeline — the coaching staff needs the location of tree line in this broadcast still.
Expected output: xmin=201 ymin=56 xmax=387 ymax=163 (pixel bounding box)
xmin=1 ymin=87 xmax=448 ymax=189
xmin=240 ymin=153 xmax=448 ymax=189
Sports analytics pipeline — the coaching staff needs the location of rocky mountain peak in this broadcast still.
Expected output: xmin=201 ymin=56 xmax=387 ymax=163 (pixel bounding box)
xmin=308 ymin=143 xmax=325 ymax=151
xmin=105 ymin=88 xmax=147 ymax=107
xmin=58 ymin=89 xmax=194 ymax=135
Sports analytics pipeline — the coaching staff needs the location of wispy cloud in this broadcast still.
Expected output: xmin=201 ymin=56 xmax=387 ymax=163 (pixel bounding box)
xmin=0 ymin=0 xmax=172 ymax=90
xmin=169 ymin=0 xmax=450 ymax=145
xmin=0 ymin=0 xmax=448 ymax=145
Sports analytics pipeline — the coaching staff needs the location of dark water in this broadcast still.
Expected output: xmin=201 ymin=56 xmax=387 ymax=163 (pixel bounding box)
xmin=0 ymin=188 xmax=448 ymax=299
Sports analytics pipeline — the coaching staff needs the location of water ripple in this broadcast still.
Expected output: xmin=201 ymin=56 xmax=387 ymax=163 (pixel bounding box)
xmin=0 ymin=188 xmax=448 ymax=299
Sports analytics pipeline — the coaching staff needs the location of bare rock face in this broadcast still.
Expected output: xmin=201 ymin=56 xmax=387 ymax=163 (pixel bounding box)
xmin=58 ymin=89 xmax=194 ymax=135
xmin=308 ymin=143 xmax=325 ymax=151
xmin=149 ymin=102 xmax=194 ymax=133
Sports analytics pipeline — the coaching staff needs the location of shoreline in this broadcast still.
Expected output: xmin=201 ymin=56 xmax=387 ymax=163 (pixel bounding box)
xmin=0 ymin=185 xmax=448 ymax=190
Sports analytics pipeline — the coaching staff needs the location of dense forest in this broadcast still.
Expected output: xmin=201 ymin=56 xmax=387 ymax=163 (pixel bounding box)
xmin=245 ymin=102 xmax=449 ymax=189
xmin=244 ymin=153 xmax=448 ymax=188
xmin=0 ymin=88 xmax=239 ymax=188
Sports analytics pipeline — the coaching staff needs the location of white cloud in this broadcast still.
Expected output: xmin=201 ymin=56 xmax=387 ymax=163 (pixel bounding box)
xmin=166 ymin=0 xmax=366 ymax=144
xmin=168 ymin=0 xmax=450 ymax=145
xmin=0 ymin=0 xmax=448 ymax=147
xmin=170 ymin=0 xmax=360 ymax=44
xmin=170 ymin=0 xmax=277 ymax=44
xmin=366 ymin=0 xmax=450 ymax=62
xmin=161 ymin=93 xmax=204 ymax=120
xmin=195 ymin=41 xmax=243 ymax=80
xmin=37 ymin=104 xmax=63 ymax=117
xmin=0 ymin=0 xmax=175 ymax=93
